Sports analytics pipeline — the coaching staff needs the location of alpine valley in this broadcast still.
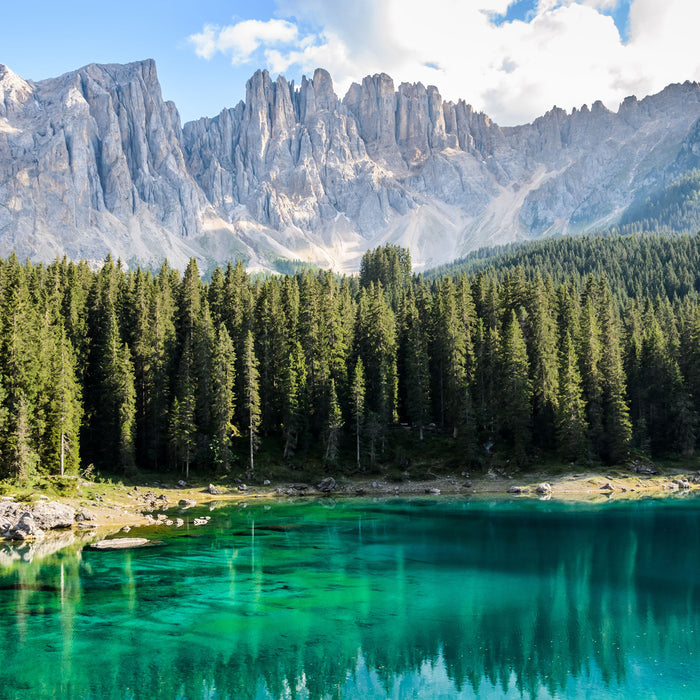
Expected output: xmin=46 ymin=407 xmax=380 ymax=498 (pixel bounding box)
xmin=2 ymin=58 xmax=700 ymax=273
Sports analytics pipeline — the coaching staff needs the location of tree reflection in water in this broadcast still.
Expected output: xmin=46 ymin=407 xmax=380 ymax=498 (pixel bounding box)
xmin=0 ymin=497 xmax=699 ymax=699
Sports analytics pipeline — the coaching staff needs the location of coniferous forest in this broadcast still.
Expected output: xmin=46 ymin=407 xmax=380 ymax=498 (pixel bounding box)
xmin=2 ymin=232 xmax=700 ymax=484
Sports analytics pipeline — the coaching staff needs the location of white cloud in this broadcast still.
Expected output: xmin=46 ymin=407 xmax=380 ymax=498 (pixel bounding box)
xmin=188 ymin=1 xmax=700 ymax=125
xmin=188 ymin=19 xmax=299 ymax=65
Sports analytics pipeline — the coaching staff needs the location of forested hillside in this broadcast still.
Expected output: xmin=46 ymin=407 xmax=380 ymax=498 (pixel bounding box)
xmin=427 ymin=233 xmax=700 ymax=302
xmin=1 ymin=235 xmax=699 ymax=485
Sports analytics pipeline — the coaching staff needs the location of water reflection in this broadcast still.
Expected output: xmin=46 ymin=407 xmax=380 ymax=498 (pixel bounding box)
xmin=1 ymin=498 xmax=699 ymax=698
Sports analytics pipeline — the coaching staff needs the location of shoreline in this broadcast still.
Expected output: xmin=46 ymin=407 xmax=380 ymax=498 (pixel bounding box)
xmin=2 ymin=469 xmax=698 ymax=559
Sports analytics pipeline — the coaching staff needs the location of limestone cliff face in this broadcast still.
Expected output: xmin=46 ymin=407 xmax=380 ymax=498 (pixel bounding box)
xmin=0 ymin=60 xmax=209 ymax=268
xmin=2 ymin=60 xmax=700 ymax=272
xmin=183 ymin=68 xmax=415 ymax=240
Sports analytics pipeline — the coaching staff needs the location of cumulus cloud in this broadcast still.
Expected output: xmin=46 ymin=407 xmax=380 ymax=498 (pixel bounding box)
xmin=188 ymin=0 xmax=700 ymax=125
xmin=188 ymin=19 xmax=299 ymax=64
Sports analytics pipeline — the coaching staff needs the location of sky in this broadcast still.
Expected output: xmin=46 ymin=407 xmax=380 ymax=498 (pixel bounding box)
xmin=2 ymin=0 xmax=700 ymax=126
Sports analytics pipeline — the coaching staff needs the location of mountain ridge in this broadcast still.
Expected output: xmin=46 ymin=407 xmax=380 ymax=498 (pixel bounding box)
xmin=1 ymin=58 xmax=700 ymax=272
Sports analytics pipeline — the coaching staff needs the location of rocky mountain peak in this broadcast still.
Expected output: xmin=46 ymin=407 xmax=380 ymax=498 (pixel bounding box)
xmin=3 ymin=60 xmax=700 ymax=274
xmin=0 ymin=64 xmax=34 ymax=118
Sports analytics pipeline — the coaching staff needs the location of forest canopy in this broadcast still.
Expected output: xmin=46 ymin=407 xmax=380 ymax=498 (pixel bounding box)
xmin=1 ymin=233 xmax=699 ymax=484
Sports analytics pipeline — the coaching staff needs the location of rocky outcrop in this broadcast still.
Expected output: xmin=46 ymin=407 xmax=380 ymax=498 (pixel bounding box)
xmin=30 ymin=501 xmax=75 ymax=529
xmin=7 ymin=513 xmax=44 ymax=540
xmin=1 ymin=499 xmax=75 ymax=539
xmin=2 ymin=60 xmax=700 ymax=273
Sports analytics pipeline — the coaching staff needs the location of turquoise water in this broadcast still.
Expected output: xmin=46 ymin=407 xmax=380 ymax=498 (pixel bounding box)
xmin=1 ymin=496 xmax=700 ymax=699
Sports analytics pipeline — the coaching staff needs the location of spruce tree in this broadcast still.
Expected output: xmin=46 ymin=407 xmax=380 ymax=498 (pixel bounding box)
xmin=116 ymin=343 xmax=137 ymax=473
xmin=325 ymin=378 xmax=343 ymax=464
xmin=351 ymin=359 xmax=366 ymax=469
xmin=555 ymin=332 xmax=589 ymax=462
xmin=598 ymin=280 xmax=632 ymax=463
xmin=499 ymin=310 xmax=532 ymax=461
xmin=210 ymin=324 xmax=236 ymax=472
xmin=281 ymin=341 xmax=307 ymax=460
xmin=242 ymin=330 xmax=261 ymax=474
xmin=47 ymin=326 xmax=83 ymax=475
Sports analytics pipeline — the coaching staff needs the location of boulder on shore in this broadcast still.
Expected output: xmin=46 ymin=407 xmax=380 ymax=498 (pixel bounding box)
xmin=75 ymin=508 xmax=96 ymax=522
xmin=30 ymin=501 xmax=75 ymax=529
xmin=317 ymin=477 xmax=336 ymax=493
xmin=1 ymin=500 xmax=74 ymax=539
xmin=536 ymin=483 xmax=552 ymax=494
xmin=8 ymin=513 xmax=45 ymax=540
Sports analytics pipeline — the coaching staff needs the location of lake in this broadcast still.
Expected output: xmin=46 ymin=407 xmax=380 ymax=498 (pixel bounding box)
xmin=1 ymin=495 xmax=700 ymax=699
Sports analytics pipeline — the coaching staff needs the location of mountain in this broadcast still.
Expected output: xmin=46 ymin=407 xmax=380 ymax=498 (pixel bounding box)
xmin=2 ymin=59 xmax=700 ymax=272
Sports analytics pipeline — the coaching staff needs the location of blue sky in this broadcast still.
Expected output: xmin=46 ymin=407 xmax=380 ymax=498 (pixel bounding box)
xmin=1 ymin=1 xmax=697 ymax=126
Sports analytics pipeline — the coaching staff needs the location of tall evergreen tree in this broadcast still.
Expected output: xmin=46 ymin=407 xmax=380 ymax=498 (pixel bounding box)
xmin=499 ymin=310 xmax=532 ymax=461
xmin=47 ymin=326 xmax=83 ymax=475
xmin=555 ymin=332 xmax=589 ymax=462
xmin=242 ymin=330 xmax=261 ymax=474
xmin=351 ymin=359 xmax=366 ymax=470
xmin=325 ymin=378 xmax=343 ymax=464
xmin=597 ymin=280 xmax=632 ymax=463
xmin=280 ymin=341 xmax=307 ymax=460
xmin=210 ymin=324 xmax=236 ymax=472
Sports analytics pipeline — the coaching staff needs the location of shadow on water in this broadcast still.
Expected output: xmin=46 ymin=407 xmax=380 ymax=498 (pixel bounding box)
xmin=1 ymin=497 xmax=700 ymax=698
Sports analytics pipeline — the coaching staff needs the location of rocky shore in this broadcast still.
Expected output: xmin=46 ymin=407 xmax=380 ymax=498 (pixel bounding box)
xmin=2 ymin=466 xmax=699 ymax=562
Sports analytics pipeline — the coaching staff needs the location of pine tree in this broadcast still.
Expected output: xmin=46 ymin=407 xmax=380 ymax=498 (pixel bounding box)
xmin=598 ymin=280 xmax=632 ymax=463
xmin=324 ymin=378 xmax=343 ymax=464
xmin=47 ymin=326 xmax=83 ymax=475
xmin=242 ymin=330 xmax=261 ymax=474
xmin=145 ymin=262 xmax=177 ymax=468
xmin=171 ymin=338 xmax=197 ymax=478
xmin=432 ymin=278 xmax=468 ymax=437
xmin=280 ymin=341 xmax=307 ymax=460
xmin=499 ymin=310 xmax=532 ymax=461
xmin=116 ymin=343 xmax=137 ymax=473
xmin=355 ymin=283 xmax=397 ymax=451
xmin=403 ymin=293 xmax=430 ymax=440
xmin=210 ymin=324 xmax=236 ymax=472
xmin=525 ymin=274 xmax=559 ymax=447
xmin=351 ymin=359 xmax=366 ymax=469
xmin=577 ymin=296 xmax=604 ymax=458
xmin=555 ymin=332 xmax=588 ymax=462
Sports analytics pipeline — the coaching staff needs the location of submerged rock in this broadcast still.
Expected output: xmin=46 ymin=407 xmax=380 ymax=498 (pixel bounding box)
xmin=425 ymin=488 xmax=441 ymax=495
xmin=87 ymin=538 xmax=150 ymax=551
xmin=179 ymin=499 xmax=196 ymax=508
xmin=507 ymin=486 xmax=525 ymax=494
